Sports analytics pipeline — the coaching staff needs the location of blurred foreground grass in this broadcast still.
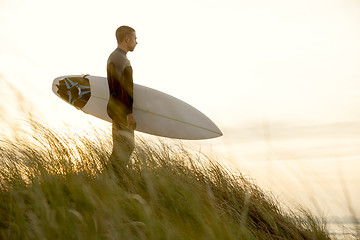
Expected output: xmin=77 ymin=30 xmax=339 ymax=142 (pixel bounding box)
xmin=0 ymin=121 xmax=331 ymax=239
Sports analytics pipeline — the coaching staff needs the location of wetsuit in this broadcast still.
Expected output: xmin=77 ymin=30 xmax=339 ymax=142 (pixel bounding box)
xmin=107 ymin=48 xmax=134 ymax=167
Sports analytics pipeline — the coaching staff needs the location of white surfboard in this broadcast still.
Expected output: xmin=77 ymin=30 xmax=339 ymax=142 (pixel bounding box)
xmin=52 ymin=75 xmax=222 ymax=140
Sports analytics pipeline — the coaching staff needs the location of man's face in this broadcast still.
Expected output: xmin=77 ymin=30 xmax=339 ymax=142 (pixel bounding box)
xmin=127 ymin=31 xmax=137 ymax=52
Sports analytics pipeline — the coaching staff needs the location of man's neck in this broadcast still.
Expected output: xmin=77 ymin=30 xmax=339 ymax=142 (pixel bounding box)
xmin=117 ymin=44 xmax=128 ymax=53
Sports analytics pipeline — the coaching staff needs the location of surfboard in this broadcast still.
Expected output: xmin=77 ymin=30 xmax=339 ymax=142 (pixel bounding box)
xmin=52 ymin=75 xmax=222 ymax=140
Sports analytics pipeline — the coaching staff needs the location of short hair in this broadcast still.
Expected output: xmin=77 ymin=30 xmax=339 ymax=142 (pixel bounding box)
xmin=116 ymin=26 xmax=135 ymax=44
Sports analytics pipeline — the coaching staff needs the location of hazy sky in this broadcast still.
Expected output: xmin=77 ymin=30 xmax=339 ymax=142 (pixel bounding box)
xmin=1 ymin=0 xmax=360 ymax=219
xmin=1 ymin=0 xmax=360 ymax=127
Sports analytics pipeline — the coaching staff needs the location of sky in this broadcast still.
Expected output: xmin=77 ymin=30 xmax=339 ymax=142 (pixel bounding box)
xmin=1 ymin=0 xmax=360 ymax=221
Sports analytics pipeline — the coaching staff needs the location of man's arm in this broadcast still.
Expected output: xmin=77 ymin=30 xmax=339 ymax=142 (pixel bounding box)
xmin=122 ymin=66 xmax=136 ymax=129
xmin=127 ymin=113 xmax=136 ymax=130
xmin=120 ymin=66 xmax=134 ymax=114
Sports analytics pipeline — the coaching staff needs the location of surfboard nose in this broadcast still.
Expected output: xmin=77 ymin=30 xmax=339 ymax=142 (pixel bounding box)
xmin=202 ymin=118 xmax=223 ymax=139
xmin=214 ymin=125 xmax=223 ymax=137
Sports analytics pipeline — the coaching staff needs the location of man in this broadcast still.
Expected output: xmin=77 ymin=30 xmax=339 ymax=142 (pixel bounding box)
xmin=107 ymin=26 xmax=138 ymax=169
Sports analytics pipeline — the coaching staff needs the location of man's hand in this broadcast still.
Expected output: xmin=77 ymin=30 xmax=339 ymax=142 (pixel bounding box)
xmin=127 ymin=113 xmax=137 ymax=130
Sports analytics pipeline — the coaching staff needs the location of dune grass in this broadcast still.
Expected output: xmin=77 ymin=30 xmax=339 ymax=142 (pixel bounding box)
xmin=0 ymin=121 xmax=332 ymax=239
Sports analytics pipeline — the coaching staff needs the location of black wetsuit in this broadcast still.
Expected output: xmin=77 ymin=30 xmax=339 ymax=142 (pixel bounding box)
xmin=107 ymin=48 xmax=134 ymax=122
xmin=106 ymin=48 xmax=134 ymax=167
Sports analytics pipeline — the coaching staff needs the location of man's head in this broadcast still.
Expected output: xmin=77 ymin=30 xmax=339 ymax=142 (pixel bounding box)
xmin=116 ymin=26 xmax=137 ymax=52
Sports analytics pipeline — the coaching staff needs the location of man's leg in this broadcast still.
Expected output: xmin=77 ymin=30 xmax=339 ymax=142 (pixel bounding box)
xmin=109 ymin=121 xmax=135 ymax=171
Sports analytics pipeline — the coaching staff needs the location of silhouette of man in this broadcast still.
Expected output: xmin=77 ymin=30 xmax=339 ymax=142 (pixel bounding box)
xmin=107 ymin=26 xmax=137 ymax=169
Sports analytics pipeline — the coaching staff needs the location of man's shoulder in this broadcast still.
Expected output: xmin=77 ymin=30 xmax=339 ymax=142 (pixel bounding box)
xmin=108 ymin=49 xmax=130 ymax=64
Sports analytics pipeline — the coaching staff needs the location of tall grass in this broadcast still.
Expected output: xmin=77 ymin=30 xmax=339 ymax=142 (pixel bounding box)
xmin=0 ymin=120 xmax=331 ymax=239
